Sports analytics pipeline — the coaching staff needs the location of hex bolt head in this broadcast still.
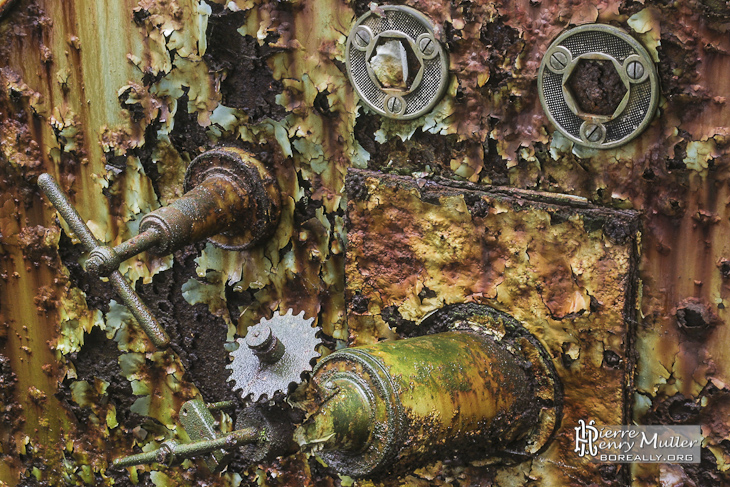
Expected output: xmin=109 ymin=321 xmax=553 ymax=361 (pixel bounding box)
xmin=418 ymin=36 xmax=435 ymax=56
xmin=584 ymin=123 xmax=603 ymax=142
xmin=386 ymin=96 xmax=404 ymax=114
xmin=626 ymin=60 xmax=645 ymax=80
xmin=354 ymin=27 xmax=371 ymax=48
xmin=549 ymin=51 xmax=568 ymax=71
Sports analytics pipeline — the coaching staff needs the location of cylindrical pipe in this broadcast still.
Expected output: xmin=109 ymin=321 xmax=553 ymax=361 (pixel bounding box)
xmin=140 ymin=175 xmax=252 ymax=254
xmin=298 ymin=331 xmax=539 ymax=478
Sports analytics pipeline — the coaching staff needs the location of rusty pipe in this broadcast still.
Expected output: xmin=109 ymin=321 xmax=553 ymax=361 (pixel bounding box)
xmin=84 ymin=147 xmax=281 ymax=276
xmin=296 ymin=331 xmax=545 ymax=478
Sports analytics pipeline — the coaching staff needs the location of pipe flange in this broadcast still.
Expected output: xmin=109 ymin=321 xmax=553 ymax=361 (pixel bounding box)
xmin=419 ymin=304 xmax=563 ymax=461
xmin=310 ymin=350 xmax=404 ymax=478
xmin=184 ymin=147 xmax=281 ymax=250
xmin=538 ymin=24 xmax=659 ymax=149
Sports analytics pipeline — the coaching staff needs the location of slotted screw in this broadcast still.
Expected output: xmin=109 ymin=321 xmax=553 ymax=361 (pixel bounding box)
xmin=354 ymin=27 xmax=371 ymax=48
xmin=584 ymin=123 xmax=603 ymax=142
xmin=419 ymin=36 xmax=435 ymax=56
xmin=549 ymin=51 xmax=568 ymax=71
xmin=386 ymin=96 xmax=404 ymax=114
xmin=626 ymin=60 xmax=644 ymax=80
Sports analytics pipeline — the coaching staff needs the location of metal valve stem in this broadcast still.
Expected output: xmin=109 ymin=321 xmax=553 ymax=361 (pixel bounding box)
xmin=85 ymin=227 xmax=163 ymax=277
xmin=112 ymin=427 xmax=260 ymax=468
xmin=245 ymin=324 xmax=286 ymax=364
xmin=38 ymin=148 xmax=280 ymax=350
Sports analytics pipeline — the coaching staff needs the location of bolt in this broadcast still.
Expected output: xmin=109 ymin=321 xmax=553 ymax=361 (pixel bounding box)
xmin=584 ymin=123 xmax=603 ymax=142
xmin=386 ymin=96 xmax=404 ymax=114
xmin=246 ymin=325 xmax=272 ymax=350
xmin=549 ymin=51 xmax=568 ymax=71
xmin=418 ymin=36 xmax=435 ymax=56
xmin=626 ymin=60 xmax=644 ymax=80
xmin=354 ymin=27 xmax=371 ymax=48
xmin=246 ymin=324 xmax=285 ymax=364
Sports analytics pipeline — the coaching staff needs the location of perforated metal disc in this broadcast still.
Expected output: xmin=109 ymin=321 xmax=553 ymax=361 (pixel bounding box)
xmin=538 ymin=24 xmax=659 ymax=149
xmin=346 ymin=5 xmax=449 ymax=120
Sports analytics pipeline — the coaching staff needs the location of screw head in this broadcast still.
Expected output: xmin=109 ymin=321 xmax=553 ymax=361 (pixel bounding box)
xmin=418 ymin=36 xmax=435 ymax=56
xmin=354 ymin=27 xmax=371 ymax=48
xmin=626 ymin=60 xmax=644 ymax=80
xmin=584 ymin=123 xmax=603 ymax=142
xmin=549 ymin=51 xmax=568 ymax=71
xmin=386 ymin=96 xmax=404 ymax=113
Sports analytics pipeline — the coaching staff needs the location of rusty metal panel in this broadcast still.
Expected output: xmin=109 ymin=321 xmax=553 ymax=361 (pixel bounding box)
xmin=345 ymin=169 xmax=639 ymax=486
xmin=0 ymin=0 xmax=730 ymax=485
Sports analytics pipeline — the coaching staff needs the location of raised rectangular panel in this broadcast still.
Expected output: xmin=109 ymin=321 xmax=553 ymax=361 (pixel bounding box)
xmin=345 ymin=169 xmax=640 ymax=486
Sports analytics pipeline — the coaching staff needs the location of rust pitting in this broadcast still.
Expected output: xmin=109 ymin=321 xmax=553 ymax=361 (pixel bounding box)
xmin=675 ymin=297 xmax=721 ymax=337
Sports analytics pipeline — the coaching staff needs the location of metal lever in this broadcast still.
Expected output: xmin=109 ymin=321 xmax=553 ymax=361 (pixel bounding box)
xmin=38 ymin=173 xmax=171 ymax=348
xmin=112 ymin=428 xmax=261 ymax=469
xmin=38 ymin=147 xmax=281 ymax=350
xmin=113 ymin=399 xmax=294 ymax=472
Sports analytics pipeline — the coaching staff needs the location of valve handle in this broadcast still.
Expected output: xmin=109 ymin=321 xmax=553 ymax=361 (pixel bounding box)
xmin=38 ymin=174 xmax=171 ymax=349
xmin=112 ymin=427 xmax=260 ymax=469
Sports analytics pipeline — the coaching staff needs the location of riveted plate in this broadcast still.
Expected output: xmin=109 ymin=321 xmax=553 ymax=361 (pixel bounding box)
xmin=538 ymin=24 xmax=659 ymax=149
xmin=345 ymin=5 xmax=449 ymax=120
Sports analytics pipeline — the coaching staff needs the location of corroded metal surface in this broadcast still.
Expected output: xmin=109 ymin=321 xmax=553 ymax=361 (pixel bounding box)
xmin=346 ymin=169 xmax=639 ymax=485
xmin=299 ymin=325 xmax=554 ymax=478
xmin=1 ymin=0 xmax=730 ymax=485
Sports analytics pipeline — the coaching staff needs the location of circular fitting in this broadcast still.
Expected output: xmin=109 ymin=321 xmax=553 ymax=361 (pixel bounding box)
xmin=183 ymin=147 xmax=281 ymax=250
xmin=345 ymin=5 xmax=449 ymax=120
xmin=538 ymin=24 xmax=659 ymax=149
xmin=310 ymin=350 xmax=403 ymax=477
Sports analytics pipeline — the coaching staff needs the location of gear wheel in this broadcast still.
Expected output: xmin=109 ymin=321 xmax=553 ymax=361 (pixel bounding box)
xmin=227 ymin=309 xmax=320 ymax=402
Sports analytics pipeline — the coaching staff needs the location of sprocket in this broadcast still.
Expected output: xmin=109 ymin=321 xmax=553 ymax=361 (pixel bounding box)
xmin=227 ymin=309 xmax=321 ymax=402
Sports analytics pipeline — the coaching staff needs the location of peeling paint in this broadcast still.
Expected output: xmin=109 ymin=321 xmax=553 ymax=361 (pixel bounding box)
xmin=2 ymin=0 xmax=730 ymax=484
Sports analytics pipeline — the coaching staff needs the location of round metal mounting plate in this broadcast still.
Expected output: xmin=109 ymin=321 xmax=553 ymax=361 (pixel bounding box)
xmin=538 ymin=24 xmax=659 ymax=149
xmin=345 ymin=5 xmax=449 ymax=120
xmin=184 ymin=147 xmax=281 ymax=250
